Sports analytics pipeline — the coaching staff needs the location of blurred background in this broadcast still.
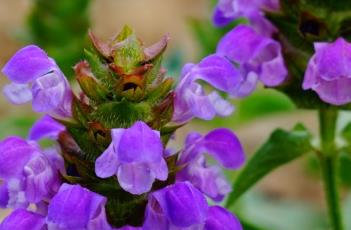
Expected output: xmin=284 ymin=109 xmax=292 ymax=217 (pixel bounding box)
xmin=0 ymin=1 xmax=350 ymax=229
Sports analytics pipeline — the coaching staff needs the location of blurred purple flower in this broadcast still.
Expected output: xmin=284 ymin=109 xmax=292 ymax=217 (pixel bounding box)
xmin=29 ymin=115 xmax=65 ymax=141
xmin=303 ymin=38 xmax=351 ymax=105
xmin=173 ymin=54 xmax=241 ymax=123
xmin=0 ymin=137 xmax=61 ymax=208
xmin=1 ymin=45 xmax=72 ymax=117
xmin=47 ymin=183 xmax=112 ymax=230
xmin=204 ymin=206 xmax=243 ymax=230
xmin=0 ymin=208 xmax=45 ymax=230
xmin=95 ymin=121 xmax=168 ymax=195
xmin=217 ymin=25 xmax=287 ymax=97
xmin=212 ymin=0 xmax=279 ymax=36
xmin=143 ymin=182 xmax=208 ymax=230
xmin=176 ymin=129 xmax=245 ymax=201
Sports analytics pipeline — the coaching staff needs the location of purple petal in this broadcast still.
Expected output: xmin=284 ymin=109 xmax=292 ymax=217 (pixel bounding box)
xmin=95 ymin=143 xmax=119 ymax=178
xmin=177 ymin=156 xmax=231 ymax=202
xmin=247 ymin=11 xmax=277 ymax=37
xmin=117 ymin=121 xmax=163 ymax=164
xmin=194 ymin=54 xmax=242 ymax=93
xmin=23 ymin=154 xmax=59 ymax=203
xmin=208 ymin=91 xmax=235 ymax=116
xmin=312 ymin=77 xmax=351 ymax=105
xmin=0 ymin=209 xmax=45 ymax=230
xmin=205 ymin=206 xmax=243 ymax=230
xmin=217 ymin=25 xmax=287 ymax=91
xmin=231 ymin=71 xmax=258 ymax=97
xmin=29 ymin=115 xmax=65 ymax=141
xmin=0 ymin=137 xmax=36 ymax=179
xmin=212 ymin=6 xmax=235 ymax=27
xmin=303 ymin=38 xmax=351 ymax=105
xmin=31 ymin=71 xmax=68 ymax=113
xmin=0 ymin=183 xmax=9 ymax=208
xmin=43 ymin=147 xmax=65 ymax=174
xmin=151 ymin=158 xmax=168 ymax=181
xmin=3 ymin=83 xmax=32 ymax=105
xmin=1 ymin=45 xmax=56 ymax=83
xmin=148 ymin=182 xmax=208 ymax=228
xmin=47 ymin=183 xmax=110 ymax=230
xmin=317 ymin=38 xmax=351 ymax=81
xmin=202 ymin=128 xmax=245 ymax=169
xmin=117 ymin=163 xmax=155 ymax=195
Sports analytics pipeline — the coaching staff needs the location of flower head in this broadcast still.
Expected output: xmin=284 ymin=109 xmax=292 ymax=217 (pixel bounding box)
xmin=1 ymin=45 xmax=72 ymax=117
xmin=95 ymin=121 xmax=168 ymax=194
xmin=47 ymin=183 xmax=112 ymax=230
xmin=143 ymin=182 xmax=208 ymax=229
xmin=303 ymin=38 xmax=351 ymax=105
xmin=176 ymin=129 xmax=245 ymax=201
xmin=173 ymin=54 xmax=241 ymax=123
xmin=216 ymin=25 xmax=287 ymax=97
xmin=0 ymin=137 xmax=61 ymax=208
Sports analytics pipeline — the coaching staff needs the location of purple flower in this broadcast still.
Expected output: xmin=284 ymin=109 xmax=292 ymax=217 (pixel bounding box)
xmin=143 ymin=182 xmax=208 ymax=230
xmin=176 ymin=129 xmax=245 ymax=201
xmin=47 ymin=183 xmax=112 ymax=230
xmin=173 ymin=54 xmax=242 ymax=123
xmin=204 ymin=206 xmax=243 ymax=230
xmin=213 ymin=0 xmax=279 ymax=36
xmin=0 ymin=137 xmax=61 ymax=208
xmin=0 ymin=208 xmax=45 ymax=230
xmin=95 ymin=121 xmax=168 ymax=195
xmin=1 ymin=45 xmax=72 ymax=117
xmin=303 ymin=38 xmax=351 ymax=105
xmin=29 ymin=115 xmax=65 ymax=141
xmin=217 ymin=25 xmax=287 ymax=97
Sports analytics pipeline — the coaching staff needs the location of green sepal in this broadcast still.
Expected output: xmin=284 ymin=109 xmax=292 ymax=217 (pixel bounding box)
xmin=76 ymin=75 xmax=109 ymax=103
xmin=146 ymin=78 xmax=174 ymax=104
xmin=84 ymin=49 xmax=116 ymax=88
xmin=226 ymin=124 xmax=313 ymax=207
xmin=71 ymin=97 xmax=92 ymax=127
xmin=92 ymin=100 xmax=151 ymax=128
xmin=144 ymin=53 xmax=163 ymax=84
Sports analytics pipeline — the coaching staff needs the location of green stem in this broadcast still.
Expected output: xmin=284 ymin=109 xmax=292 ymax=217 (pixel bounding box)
xmin=319 ymin=109 xmax=343 ymax=230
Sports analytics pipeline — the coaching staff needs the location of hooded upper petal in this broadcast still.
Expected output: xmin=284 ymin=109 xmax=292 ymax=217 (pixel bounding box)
xmin=1 ymin=45 xmax=56 ymax=84
xmin=173 ymin=55 xmax=240 ymax=123
xmin=47 ymin=183 xmax=111 ymax=230
xmin=303 ymin=38 xmax=351 ymax=105
xmin=144 ymin=182 xmax=208 ymax=229
xmin=205 ymin=206 xmax=243 ymax=230
xmin=0 ymin=209 xmax=45 ymax=230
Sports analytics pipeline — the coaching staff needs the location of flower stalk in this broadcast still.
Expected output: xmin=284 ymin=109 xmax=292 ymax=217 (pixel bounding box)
xmin=319 ymin=109 xmax=343 ymax=230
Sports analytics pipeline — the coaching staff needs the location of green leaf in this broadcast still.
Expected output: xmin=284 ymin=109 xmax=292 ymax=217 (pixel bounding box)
xmin=226 ymin=124 xmax=313 ymax=207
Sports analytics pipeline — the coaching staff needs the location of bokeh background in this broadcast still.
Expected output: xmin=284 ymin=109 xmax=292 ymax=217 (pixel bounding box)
xmin=0 ymin=1 xmax=350 ymax=229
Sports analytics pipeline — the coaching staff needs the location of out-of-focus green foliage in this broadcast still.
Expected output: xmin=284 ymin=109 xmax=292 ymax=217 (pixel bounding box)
xmin=27 ymin=0 xmax=91 ymax=77
xmin=227 ymin=124 xmax=313 ymax=206
xmin=232 ymin=191 xmax=328 ymax=230
xmin=0 ymin=116 xmax=37 ymax=139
